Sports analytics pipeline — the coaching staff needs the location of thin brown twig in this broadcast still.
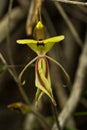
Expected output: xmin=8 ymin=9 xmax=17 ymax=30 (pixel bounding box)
xmin=0 ymin=52 xmax=51 ymax=130
xmin=0 ymin=3 xmax=51 ymax=128
xmin=52 ymin=32 xmax=87 ymax=130
xmin=26 ymin=0 xmax=35 ymax=35
xmin=52 ymin=105 xmax=62 ymax=130
xmin=65 ymin=6 xmax=87 ymax=23
xmin=26 ymin=0 xmax=42 ymax=35
xmin=7 ymin=0 xmax=18 ymax=78
xmin=80 ymin=98 xmax=87 ymax=108
xmin=0 ymin=53 xmax=18 ymax=82
xmin=54 ymin=1 xmax=83 ymax=47
xmin=17 ymin=0 xmax=29 ymax=9
xmin=0 ymin=52 xmax=30 ymax=104
xmin=0 ymin=0 xmax=8 ymax=18
xmin=0 ymin=7 xmax=26 ymax=43
xmin=42 ymin=6 xmax=57 ymax=36
xmin=78 ymin=6 xmax=87 ymax=14
xmin=52 ymin=0 xmax=87 ymax=6
xmin=43 ymin=6 xmax=75 ymax=128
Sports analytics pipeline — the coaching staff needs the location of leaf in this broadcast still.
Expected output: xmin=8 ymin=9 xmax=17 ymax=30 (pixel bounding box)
xmin=8 ymin=102 xmax=32 ymax=114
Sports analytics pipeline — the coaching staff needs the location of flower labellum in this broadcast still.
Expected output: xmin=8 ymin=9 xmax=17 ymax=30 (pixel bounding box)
xmin=35 ymin=57 xmax=56 ymax=107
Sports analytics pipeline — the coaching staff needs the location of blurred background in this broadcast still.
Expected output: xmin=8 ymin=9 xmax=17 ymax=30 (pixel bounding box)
xmin=0 ymin=0 xmax=87 ymax=130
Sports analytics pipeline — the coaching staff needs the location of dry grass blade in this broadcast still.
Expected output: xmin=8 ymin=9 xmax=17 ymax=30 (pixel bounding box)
xmin=54 ymin=2 xmax=83 ymax=47
xmin=0 ymin=7 xmax=26 ymax=43
xmin=53 ymin=0 xmax=87 ymax=6
xmin=26 ymin=0 xmax=42 ymax=35
xmin=52 ymin=31 xmax=87 ymax=130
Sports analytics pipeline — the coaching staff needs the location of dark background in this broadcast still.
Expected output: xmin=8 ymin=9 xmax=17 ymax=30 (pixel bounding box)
xmin=0 ymin=0 xmax=87 ymax=130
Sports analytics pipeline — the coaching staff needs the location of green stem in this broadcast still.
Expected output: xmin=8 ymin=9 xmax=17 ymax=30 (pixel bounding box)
xmin=52 ymin=104 xmax=61 ymax=130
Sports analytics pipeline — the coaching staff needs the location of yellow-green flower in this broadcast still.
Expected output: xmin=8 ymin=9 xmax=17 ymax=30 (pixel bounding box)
xmin=17 ymin=21 xmax=68 ymax=107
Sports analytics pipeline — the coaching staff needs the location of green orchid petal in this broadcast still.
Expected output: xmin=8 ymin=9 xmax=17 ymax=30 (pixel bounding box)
xmin=43 ymin=35 xmax=64 ymax=53
xmin=17 ymin=39 xmax=38 ymax=54
xmin=17 ymin=39 xmax=37 ymax=44
xmin=35 ymin=88 xmax=44 ymax=107
xmin=17 ymin=35 xmax=64 ymax=55
xmin=35 ymin=69 xmax=56 ymax=106
xmin=17 ymin=39 xmax=45 ymax=54
xmin=35 ymin=58 xmax=56 ymax=106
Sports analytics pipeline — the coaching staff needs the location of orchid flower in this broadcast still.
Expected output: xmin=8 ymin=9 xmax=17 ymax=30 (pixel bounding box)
xmin=17 ymin=21 xmax=69 ymax=107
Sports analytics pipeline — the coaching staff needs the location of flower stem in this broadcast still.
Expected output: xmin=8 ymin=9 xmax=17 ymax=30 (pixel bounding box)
xmin=52 ymin=104 xmax=61 ymax=130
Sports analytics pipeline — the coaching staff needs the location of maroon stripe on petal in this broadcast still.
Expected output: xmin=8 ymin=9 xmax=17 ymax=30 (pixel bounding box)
xmin=35 ymin=58 xmax=46 ymax=89
xmin=44 ymin=58 xmax=49 ymax=79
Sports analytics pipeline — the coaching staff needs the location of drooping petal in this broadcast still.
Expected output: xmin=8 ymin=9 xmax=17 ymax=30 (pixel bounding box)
xmin=35 ymin=88 xmax=44 ymax=107
xmin=35 ymin=57 xmax=56 ymax=106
